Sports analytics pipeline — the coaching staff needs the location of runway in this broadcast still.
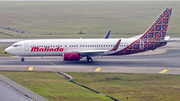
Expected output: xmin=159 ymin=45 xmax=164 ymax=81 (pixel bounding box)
xmin=0 ymin=38 xmax=180 ymax=74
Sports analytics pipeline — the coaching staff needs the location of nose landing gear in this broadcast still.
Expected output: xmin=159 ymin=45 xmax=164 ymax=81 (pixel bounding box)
xmin=21 ymin=58 xmax=25 ymax=62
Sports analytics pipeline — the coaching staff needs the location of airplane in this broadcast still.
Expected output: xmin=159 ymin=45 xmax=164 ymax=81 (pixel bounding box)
xmin=5 ymin=8 xmax=172 ymax=63
xmin=104 ymin=30 xmax=111 ymax=39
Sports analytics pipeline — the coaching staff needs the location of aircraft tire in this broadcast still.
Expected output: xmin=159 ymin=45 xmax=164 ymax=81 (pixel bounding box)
xmin=21 ymin=58 xmax=24 ymax=62
xmin=87 ymin=57 xmax=93 ymax=63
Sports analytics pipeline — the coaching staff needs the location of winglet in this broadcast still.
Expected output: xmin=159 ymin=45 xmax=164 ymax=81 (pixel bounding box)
xmin=108 ymin=39 xmax=121 ymax=52
xmin=104 ymin=30 xmax=111 ymax=39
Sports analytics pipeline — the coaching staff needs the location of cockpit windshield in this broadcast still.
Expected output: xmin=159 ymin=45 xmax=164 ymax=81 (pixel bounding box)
xmin=13 ymin=45 xmax=18 ymax=47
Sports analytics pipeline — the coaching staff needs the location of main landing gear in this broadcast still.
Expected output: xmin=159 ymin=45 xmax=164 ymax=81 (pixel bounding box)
xmin=86 ymin=56 xmax=93 ymax=63
xmin=21 ymin=58 xmax=25 ymax=62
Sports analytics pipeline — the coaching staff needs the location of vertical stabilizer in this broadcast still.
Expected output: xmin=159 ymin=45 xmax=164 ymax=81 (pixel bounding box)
xmin=104 ymin=31 xmax=111 ymax=39
xmin=140 ymin=8 xmax=172 ymax=41
xmin=112 ymin=8 xmax=172 ymax=55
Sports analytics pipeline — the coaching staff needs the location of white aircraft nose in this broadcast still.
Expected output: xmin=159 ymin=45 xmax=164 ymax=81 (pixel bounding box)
xmin=5 ymin=47 xmax=12 ymax=54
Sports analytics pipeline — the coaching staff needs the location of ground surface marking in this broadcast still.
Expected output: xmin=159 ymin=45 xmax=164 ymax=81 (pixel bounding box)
xmin=159 ymin=69 xmax=169 ymax=73
xmin=28 ymin=67 xmax=33 ymax=71
xmin=95 ymin=68 xmax=101 ymax=72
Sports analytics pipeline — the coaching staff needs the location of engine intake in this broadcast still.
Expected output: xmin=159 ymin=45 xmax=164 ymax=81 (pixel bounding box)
xmin=63 ymin=52 xmax=80 ymax=61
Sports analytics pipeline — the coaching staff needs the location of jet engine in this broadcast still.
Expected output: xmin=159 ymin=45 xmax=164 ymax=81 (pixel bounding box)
xmin=63 ymin=52 xmax=80 ymax=61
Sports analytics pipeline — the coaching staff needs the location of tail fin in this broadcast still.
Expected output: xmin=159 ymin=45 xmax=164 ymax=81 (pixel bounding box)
xmin=112 ymin=8 xmax=172 ymax=55
xmin=140 ymin=8 xmax=172 ymax=41
xmin=104 ymin=30 xmax=111 ymax=39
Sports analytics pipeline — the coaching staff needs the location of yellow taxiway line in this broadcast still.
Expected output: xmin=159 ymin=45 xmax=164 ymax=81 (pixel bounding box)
xmin=159 ymin=69 xmax=169 ymax=73
xmin=34 ymin=57 xmax=60 ymax=68
xmin=95 ymin=68 xmax=101 ymax=72
xmin=28 ymin=67 xmax=33 ymax=71
xmin=46 ymin=61 xmax=60 ymax=68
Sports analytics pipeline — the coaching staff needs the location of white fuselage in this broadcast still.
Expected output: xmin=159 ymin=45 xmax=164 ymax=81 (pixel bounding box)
xmin=5 ymin=38 xmax=135 ymax=57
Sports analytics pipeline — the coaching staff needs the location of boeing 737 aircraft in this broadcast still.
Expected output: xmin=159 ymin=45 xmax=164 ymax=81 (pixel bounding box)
xmin=5 ymin=8 xmax=172 ymax=63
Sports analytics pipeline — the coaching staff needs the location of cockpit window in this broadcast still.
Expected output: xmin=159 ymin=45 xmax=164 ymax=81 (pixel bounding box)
xmin=13 ymin=45 xmax=18 ymax=47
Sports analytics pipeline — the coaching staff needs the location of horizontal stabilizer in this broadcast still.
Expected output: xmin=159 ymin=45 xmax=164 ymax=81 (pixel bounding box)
xmin=164 ymin=36 xmax=170 ymax=41
xmin=152 ymin=36 xmax=176 ymax=43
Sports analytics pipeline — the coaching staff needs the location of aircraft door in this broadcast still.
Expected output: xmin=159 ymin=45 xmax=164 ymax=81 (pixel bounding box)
xmin=24 ymin=42 xmax=29 ymax=51
xmin=140 ymin=40 xmax=144 ymax=50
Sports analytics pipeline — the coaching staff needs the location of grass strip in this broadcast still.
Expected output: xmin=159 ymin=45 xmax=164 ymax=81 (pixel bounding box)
xmin=0 ymin=71 xmax=111 ymax=101
xmin=0 ymin=2 xmax=180 ymax=38
xmin=0 ymin=71 xmax=180 ymax=101
xmin=67 ymin=72 xmax=180 ymax=101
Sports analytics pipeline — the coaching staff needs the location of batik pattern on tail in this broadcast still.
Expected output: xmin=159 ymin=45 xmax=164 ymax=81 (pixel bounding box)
xmin=112 ymin=8 xmax=172 ymax=55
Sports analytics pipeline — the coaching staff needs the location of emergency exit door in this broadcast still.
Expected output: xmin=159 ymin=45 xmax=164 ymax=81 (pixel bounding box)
xmin=24 ymin=42 xmax=29 ymax=51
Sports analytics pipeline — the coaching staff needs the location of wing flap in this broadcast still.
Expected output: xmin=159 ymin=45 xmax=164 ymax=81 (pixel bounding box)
xmin=79 ymin=39 xmax=121 ymax=56
xmin=79 ymin=50 xmax=107 ymax=56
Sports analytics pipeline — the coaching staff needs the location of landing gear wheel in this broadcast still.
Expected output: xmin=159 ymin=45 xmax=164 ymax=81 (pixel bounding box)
xmin=21 ymin=58 xmax=25 ymax=62
xmin=87 ymin=57 xmax=93 ymax=63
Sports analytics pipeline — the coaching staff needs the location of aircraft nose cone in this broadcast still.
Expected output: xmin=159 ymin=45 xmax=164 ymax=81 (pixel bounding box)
xmin=5 ymin=47 xmax=11 ymax=54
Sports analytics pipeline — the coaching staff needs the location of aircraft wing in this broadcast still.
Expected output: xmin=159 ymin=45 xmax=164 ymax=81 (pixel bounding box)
xmin=79 ymin=50 xmax=108 ymax=56
xmin=79 ymin=39 xmax=121 ymax=56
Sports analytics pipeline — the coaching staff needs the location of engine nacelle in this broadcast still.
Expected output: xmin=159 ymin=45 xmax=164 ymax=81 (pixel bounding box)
xmin=63 ymin=52 xmax=80 ymax=61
